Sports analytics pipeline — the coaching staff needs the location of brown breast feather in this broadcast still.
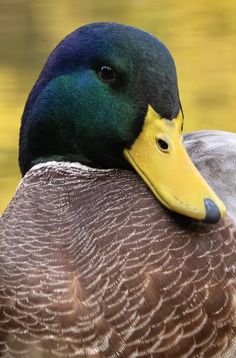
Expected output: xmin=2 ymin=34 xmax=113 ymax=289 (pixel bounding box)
xmin=0 ymin=162 xmax=236 ymax=358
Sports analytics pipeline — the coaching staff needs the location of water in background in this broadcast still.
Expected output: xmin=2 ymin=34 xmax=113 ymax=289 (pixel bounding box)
xmin=1 ymin=0 xmax=236 ymax=213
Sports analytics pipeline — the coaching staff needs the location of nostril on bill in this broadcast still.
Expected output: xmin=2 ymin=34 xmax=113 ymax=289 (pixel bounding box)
xmin=156 ymin=138 xmax=169 ymax=152
xmin=204 ymin=198 xmax=221 ymax=224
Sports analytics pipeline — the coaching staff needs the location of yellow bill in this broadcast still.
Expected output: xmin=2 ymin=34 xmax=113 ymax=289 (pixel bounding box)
xmin=124 ymin=106 xmax=226 ymax=223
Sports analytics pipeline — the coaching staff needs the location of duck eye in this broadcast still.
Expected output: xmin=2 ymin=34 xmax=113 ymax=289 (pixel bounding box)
xmin=98 ymin=66 xmax=115 ymax=83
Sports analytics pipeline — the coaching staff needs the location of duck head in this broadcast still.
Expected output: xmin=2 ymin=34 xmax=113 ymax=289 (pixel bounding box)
xmin=19 ymin=22 xmax=226 ymax=223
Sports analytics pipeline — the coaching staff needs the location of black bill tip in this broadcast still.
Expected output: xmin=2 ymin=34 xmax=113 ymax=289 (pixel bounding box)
xmin=203 ymin=198 xmax=221 ymax=224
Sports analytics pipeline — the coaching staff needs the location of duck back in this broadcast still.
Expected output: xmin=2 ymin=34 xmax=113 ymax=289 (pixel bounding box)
xmin=185 ymin=130 xmax=236 ymax=225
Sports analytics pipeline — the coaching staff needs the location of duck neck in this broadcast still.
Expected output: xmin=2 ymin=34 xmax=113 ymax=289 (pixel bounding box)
xmin=19 ymin=78 xmax=101 ymax=175
xmin=19 ymin=75 xmax=130 ymax=175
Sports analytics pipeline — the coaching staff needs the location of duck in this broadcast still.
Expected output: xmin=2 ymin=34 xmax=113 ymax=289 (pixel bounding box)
xmin=0 ymin=22 xmax=236 ymax=358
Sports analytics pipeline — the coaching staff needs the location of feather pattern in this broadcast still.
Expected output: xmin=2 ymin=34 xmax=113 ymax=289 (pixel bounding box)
xmin=185 ymin=130 xmax=236 ymax=225
xmin=0 ymin=161 xmax=236 ymax=357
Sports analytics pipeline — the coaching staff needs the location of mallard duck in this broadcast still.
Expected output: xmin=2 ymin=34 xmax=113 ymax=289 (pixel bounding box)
xmin=0 ymin=22 xmax=236 ymax=358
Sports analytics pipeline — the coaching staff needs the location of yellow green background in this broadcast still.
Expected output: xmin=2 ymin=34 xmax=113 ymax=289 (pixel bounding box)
xmin=1 ymin=0 xmax=236 ymax=213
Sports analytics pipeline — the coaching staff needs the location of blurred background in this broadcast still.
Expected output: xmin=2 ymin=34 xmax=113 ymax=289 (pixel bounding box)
xmin=0 ymin=0 xmax=236 ymax=213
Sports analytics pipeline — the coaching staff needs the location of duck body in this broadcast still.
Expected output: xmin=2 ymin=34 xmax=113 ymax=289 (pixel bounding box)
xmin=0 ymin=161 xmax=236 ymax=358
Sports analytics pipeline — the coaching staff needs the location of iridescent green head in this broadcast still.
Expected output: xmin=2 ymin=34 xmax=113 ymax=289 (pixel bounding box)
xmin=19 ymin=22 xmax=225 ymax=223
xmin=19 ymin=22 xmax=180 ymax=174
